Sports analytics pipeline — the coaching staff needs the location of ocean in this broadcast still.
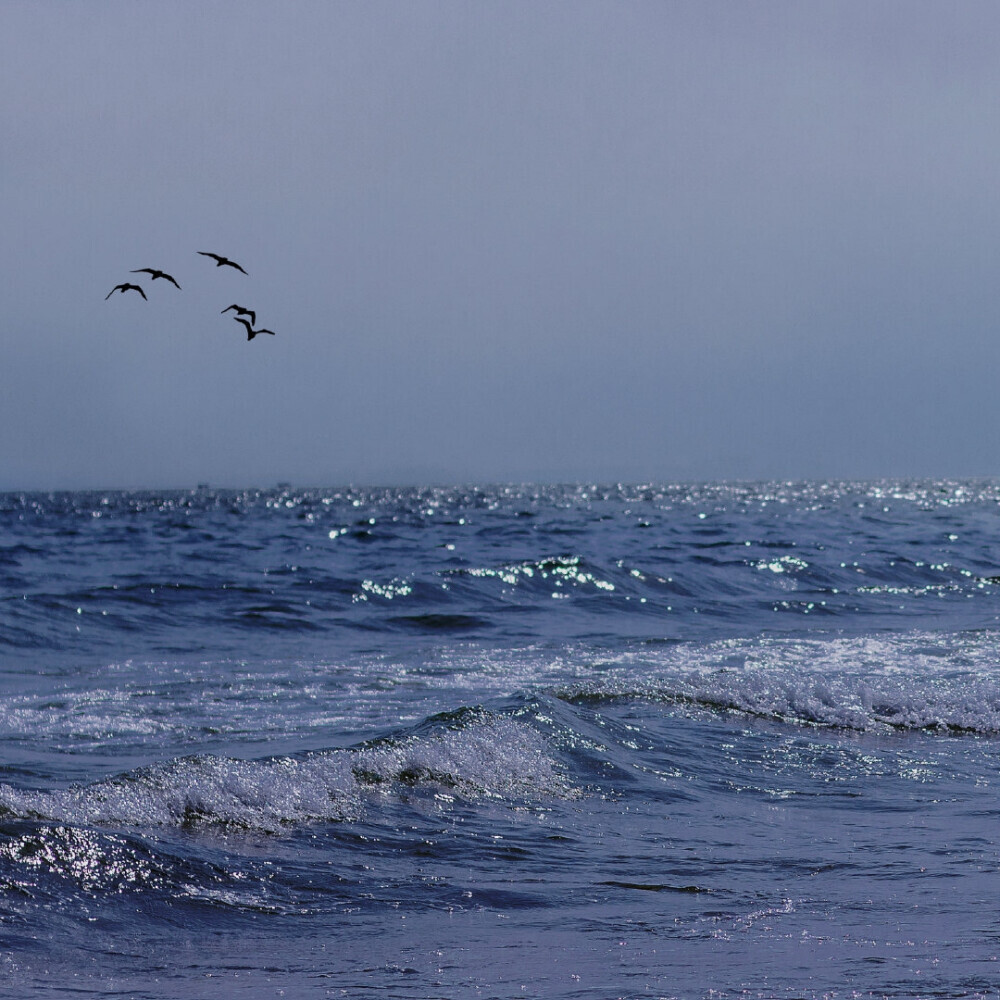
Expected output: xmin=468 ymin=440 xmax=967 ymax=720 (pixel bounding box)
xmin=3 ymin=481 xmax=1000 ymax=998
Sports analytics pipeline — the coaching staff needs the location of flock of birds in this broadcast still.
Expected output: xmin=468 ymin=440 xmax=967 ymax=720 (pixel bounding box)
xmin=106 ymin=252 xmax=277 ymax=341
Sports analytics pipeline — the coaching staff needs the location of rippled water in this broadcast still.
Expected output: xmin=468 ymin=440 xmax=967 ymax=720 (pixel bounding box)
xmin=4 ymin=482 xmax=1000 ymax=997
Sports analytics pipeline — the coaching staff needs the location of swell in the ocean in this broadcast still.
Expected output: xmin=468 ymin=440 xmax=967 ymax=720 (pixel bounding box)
xmin=6 ymin=482 xmax=1000 ymax=999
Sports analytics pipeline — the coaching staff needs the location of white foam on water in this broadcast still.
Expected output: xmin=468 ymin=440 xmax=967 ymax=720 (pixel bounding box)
xmin=0 ymin=716 xmax=573 ymax=833
xmin=566 ymin=631 xmax=1000 ymax=733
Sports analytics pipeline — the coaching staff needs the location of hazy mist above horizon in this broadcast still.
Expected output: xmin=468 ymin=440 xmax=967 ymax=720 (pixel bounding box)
xmin=4 ymin=1 xmax=1000 ymax=489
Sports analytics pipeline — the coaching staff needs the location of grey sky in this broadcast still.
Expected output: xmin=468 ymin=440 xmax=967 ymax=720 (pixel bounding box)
xmin=4 ymin=1 xmax=1000 ymax=488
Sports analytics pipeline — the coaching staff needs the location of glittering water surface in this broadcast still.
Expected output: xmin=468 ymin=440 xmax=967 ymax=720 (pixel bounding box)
xmin=4 ymin=482 xmax=1000 ymax=998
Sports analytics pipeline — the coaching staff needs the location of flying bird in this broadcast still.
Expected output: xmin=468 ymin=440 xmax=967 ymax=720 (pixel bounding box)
xmin=221 ymin=304 xmax=256 ymax=326
xmin=105 ymin=283 xmax=147 ymax=300
xmin=233 ymin=316 xmax=276 ymax=341
xmin=130 ymin=268 xmax=181 ymax=289
xmin=198 ymin=252 xmax=248 ymax=274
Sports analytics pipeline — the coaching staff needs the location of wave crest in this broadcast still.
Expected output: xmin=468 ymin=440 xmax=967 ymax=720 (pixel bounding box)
xmin=0 ymin=716 xmax=572 ymax=834
xmin=560 ymin=633 xmax=1000 ymax=733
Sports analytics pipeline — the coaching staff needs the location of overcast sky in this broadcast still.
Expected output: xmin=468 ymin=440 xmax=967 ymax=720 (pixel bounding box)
xmin=4 ymin=1 xmax=1000 ymax=488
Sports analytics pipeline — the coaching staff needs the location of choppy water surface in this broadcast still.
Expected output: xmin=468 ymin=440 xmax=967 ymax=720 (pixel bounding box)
xmin=4 ymin=481 xmax=1000 ymax=998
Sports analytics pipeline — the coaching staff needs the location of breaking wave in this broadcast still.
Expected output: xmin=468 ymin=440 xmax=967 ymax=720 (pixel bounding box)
xmin=0 ymin=715 xmax=573 ymax=834
xmin=556 ymin=632 xmax=1000 ymax=733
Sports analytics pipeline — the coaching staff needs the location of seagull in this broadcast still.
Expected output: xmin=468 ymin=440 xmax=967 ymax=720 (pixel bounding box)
xmin=198 ymin=252 xmax=248 ymax=275
xmin=105 ymin=283 xmax=147 ymax=300
xmin=233 ymin=316 xmax=276 ymax=341
xmin=130 ymin=268 xmax=181 ymax=289
xmin=221 ymin=304 xmax=256 ymax=326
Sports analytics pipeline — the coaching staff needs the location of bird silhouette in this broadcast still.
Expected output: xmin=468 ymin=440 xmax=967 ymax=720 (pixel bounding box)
xmin=198 ymin=252 xmax=248 ymax=275
xmin=105 ymin=283 xmax=147 ymax=300
xmin=131 ymin=268 xmax=181 ymax=289
xmin=221 ymin=304 xmax=257 ymax=326
xmin=233 ymin=316 xmax=276 ymax=341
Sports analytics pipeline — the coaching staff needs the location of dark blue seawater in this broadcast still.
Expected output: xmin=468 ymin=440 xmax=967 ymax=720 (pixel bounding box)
xmin=4 ymin=481 xmax=1000 ymax=998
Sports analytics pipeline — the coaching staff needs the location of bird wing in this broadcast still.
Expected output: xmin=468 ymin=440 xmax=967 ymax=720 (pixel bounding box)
xmin=130 ymin=268 xmax=155 ymax=275
xmin=163 ymin=273 xmax=181 ymax=288
xmin=198 ymin=252 xmax=222 ymax=262
xmin=106 ymin=284 xmax=146 ymax=299
xmin=233 ymin=317 xmax=256 ymax=340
